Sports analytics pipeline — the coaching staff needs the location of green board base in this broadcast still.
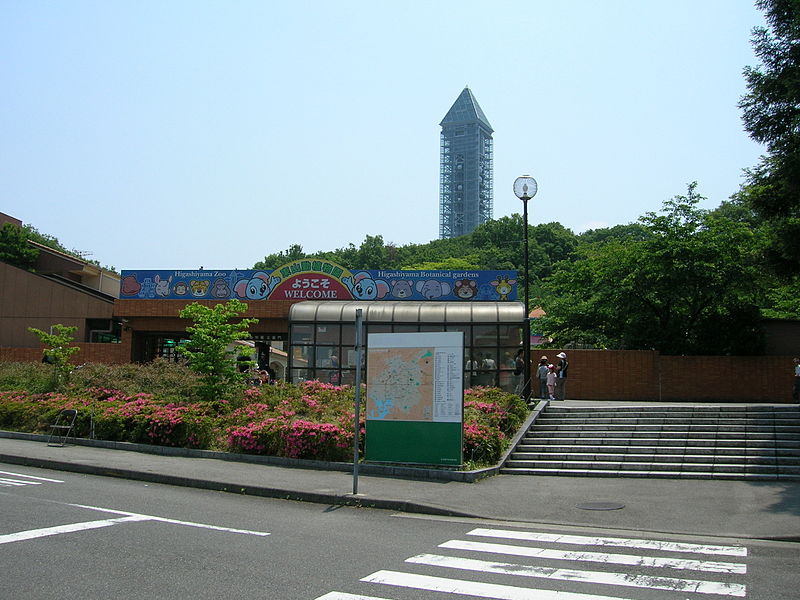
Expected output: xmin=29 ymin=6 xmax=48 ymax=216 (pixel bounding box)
xmin=365 ymin=420 xmax=462 ymax=466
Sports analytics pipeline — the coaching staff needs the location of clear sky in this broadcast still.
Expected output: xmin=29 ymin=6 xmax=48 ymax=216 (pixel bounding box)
xmin=1 ymin=1 xmax=766 ymax=271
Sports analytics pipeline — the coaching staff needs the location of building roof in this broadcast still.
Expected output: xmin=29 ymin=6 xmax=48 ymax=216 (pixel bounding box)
xmin=440 ymin=87 xmax=493 ymax=132
xmin=289 ymin=301 xmax=524 ymax=323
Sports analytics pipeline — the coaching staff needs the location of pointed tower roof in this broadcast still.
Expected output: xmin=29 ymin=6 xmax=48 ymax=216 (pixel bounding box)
xmin=440 ymin=87 xmax=493 ymax=132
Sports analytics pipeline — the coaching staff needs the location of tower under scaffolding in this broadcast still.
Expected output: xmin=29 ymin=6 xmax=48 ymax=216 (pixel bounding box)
xmin=439 ymin=87 xmax=494 ymax=239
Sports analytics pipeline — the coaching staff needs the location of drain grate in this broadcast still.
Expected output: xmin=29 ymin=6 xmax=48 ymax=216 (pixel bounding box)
xmin=575 ymin=501 xmax=625 ymax=511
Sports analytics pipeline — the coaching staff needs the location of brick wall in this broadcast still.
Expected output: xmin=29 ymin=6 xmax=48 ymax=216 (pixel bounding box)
xmin=545 ymin=349 xmax=797 ymax=403
xmin=0 ymin=343 xmax=127 ymax=365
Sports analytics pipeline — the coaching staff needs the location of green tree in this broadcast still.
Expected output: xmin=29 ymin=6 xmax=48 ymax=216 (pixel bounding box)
xmin=27 ymin=324 xmax=81 ymax=390
xmin=253 ymin=243 xmax=307 ymax=269
xmin=739 ymin=0 xmax=800 ymax=272
xmin=177 ymin=300 xmax=258 ymax=402
xmin=0 ymin=223 xmax=39 ymax=269
xmin=541 ymin=184 xmax=764 ymax=355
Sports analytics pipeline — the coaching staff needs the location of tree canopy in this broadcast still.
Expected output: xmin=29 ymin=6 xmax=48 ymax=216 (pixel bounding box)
xmin=539 ymin=184 xmax=765 ymax=355
xmin=739 ymin=0 xmax=800 ymax=273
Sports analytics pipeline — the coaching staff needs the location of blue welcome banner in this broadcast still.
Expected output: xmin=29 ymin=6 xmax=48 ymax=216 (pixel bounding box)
xmin=120 ymin=260 xmax=518 ymax=302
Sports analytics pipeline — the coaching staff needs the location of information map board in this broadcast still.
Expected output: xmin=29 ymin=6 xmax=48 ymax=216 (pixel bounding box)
xmin=365 ymin=332 xmax=463 ymax=466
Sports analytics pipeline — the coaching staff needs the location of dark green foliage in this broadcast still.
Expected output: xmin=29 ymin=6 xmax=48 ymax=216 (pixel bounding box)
xmin=739 ymin=0 xmax=800 ymax=272
xmin=540 ymin=184 xmax=765 ymax=355
xmin=0 ymin=223 xmax=39 ymax=269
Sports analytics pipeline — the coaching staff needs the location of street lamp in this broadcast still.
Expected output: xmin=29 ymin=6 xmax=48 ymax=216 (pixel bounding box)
xmin=513 ymin=175 xmax=538 ymax=402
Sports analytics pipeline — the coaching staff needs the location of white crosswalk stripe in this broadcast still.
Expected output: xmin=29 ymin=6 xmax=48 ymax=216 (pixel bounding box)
xmin=316 ymin=525 xmax=749 ymax=600
xmin=0 ymin=470 xmax=63 ymax=487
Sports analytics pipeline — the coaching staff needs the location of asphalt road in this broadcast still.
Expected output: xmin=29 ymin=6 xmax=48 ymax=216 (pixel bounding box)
xmin=2 ymin=465 xmax=798 ymax=600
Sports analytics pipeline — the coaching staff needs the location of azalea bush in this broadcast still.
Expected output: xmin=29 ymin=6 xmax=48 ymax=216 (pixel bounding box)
xmin=0 ymin=361 xmax=528 ymax=468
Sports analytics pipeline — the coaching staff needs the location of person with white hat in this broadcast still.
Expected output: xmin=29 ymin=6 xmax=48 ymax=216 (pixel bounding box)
xmin=555 ymin=352 xmax=569 ymax=400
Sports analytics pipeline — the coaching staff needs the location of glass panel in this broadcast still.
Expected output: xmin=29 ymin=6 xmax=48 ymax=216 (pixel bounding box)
xmin=340 ymin=369 xmax=356 ymax=386
xmin=366 ymin=324 xmax=391 ymax=335
xmin=499 ymin=348 xmax=521 ymax=370
xmin=499 ymin=325 xmax=522 ymax=346
xmin=419 ymin=324 xmax=445 ymax=332
xmin=445 ymin=324 xmax=469 ymax=337
xmin=392 ymin=324 xmax=419 ymax=333
xmin=290 ymin=368 xmax=312 ymax=383
xmin=315 ymin=324 xmax=339 ymax=345
xmin=291 ymin=324 xmax=313 ymax=345
xmin=472 ymin=325 xmax=497 ymax=346
xmin=291 ymin=346 xmax=312 ymax=369
xmin=315 ymin=347 xmax=339 ymax=368
xmin=341 ymin=324 xmax=355 ymax=346
xmin=341 ymin=346 xmax=361 ymax=368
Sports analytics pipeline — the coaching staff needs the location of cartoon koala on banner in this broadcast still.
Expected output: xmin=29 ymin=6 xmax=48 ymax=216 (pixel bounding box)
xmin=342 ymin=272 xmax=389 ymax=300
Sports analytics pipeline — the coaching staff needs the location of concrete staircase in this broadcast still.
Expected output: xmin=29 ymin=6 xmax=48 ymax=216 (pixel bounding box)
xmin=502 ymin=404 xmax=800 ymax=480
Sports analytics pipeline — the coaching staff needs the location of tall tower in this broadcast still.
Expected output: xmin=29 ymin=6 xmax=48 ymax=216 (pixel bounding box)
xmin=439 ymin=87 xmax=494 ymax=239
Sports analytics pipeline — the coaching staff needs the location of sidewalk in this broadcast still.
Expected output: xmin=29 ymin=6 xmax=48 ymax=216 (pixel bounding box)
xmin=2 ymin=433 xmax=799 ymax=542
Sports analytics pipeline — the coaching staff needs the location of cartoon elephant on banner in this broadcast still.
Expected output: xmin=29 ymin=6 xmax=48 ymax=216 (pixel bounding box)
xmin=342 ymin=272 xmax=389 ymax=300
xmin=235 ymin=272 xmax=280 ymax=300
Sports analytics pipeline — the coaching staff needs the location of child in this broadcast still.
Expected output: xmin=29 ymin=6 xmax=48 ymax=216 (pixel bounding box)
xmin=546 ymin=364 xmax=557 ymax=400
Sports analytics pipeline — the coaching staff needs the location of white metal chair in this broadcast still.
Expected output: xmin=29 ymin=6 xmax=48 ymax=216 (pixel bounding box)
xmin=47 ymin=409 xmax=77 ymax=447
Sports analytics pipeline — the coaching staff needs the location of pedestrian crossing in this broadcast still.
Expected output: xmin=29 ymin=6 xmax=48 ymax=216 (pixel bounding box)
xmin=0 ymin=470 xmax=64 ymax=488
xmin=315 ymin=526 xmax=748 ymax=600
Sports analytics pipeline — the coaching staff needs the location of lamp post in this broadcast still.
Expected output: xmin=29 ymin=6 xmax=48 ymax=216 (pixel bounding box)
xmin=513 ymin=175 xmax=538 ymax=402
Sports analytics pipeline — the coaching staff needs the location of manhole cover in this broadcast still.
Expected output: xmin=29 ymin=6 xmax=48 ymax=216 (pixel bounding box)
xmin=575 ymin=501 xmax=625 ymax=511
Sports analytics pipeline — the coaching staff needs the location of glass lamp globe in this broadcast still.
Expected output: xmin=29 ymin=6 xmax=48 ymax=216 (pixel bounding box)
xmin=513 ymin=176 xmax=538 ymax=201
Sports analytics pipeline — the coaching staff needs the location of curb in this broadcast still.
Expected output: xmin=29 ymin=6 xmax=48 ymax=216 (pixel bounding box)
xmin=0 ymin=451 xmax=482 ymax=519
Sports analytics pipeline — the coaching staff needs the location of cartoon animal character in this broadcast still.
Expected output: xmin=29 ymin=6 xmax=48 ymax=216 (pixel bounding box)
xmin=390 ymin=279 xmax=414 ymax=299
xmin=190 ymin=280 xmax=210 ymax=297
xmin=234 ymin=272 xmax=279 ymax=300
xmin=211 ymin=279 xmax=231 ymax=298
xmin=343 ymin=272 xmax=389 ymax=300
xmin=416 ymin=279 xmax=451 ymax=300
xmin=121 ymin=275 xmax=141 ymax=296
xmin=490 ymin=275 xmax=517 ymax=301
xmin=173 ymin=281 xmax=189 ymax=296
xmin=453 ymin=279 xmax=478 ymax=300
xmin=154 ymin=274 xmax=172 ymax=297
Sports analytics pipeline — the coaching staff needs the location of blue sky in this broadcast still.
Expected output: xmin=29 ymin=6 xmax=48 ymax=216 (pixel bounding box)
xmin=1 ymin=1 xmax=765 ymax=270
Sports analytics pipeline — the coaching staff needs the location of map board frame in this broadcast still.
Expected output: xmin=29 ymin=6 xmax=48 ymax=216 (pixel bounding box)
xmin=365 ymin=331 xmax=464 ymax=466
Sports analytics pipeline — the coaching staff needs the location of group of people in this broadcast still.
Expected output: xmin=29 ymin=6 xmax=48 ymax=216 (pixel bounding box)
xmin=511 ymin=350 xmax=569 ymax=401
xmin=536 ymin=352 xmax=568 ymax=401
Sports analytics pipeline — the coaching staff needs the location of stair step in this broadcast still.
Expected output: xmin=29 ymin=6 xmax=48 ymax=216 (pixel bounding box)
xmin=499 ymin=467 xmax=800 ymax=481
xmin=504 ymin=404 xmax=800 ymax=481
xmin=504 ymin=459 xmax=800 ymax=474
xmin=509 ymin=452 xmax=800 ymax=465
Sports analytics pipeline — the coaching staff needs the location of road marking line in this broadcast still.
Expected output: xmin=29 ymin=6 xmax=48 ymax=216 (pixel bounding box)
xmin=0 ymin=479 xmax=32 ymax=487
xmin=406 ymin=554 xmax=746 ymax=597
xmin=468 ymin=528 xmax=747 ymax=556
xmin=314 ymin=593 xmax=392 ymax=600
xmin=0 ymin=515 xmax=149 ymax=545
xmin=0 ymin=470 xmax=63 ymax=483
xmin=363 ymin=570 xmax=632 ymax=600
xmin=440 ymin=539 xmax=746 ymax=574
xmin=69 ymin=503 xmax=271 ymax=536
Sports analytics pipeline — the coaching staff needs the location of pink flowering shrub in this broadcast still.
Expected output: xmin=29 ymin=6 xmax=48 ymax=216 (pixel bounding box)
xmin=0 ymin=360 xmax=527 ymax=467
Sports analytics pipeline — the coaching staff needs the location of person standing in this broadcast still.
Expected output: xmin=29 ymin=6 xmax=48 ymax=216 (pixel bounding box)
xmin=536 ymin=356 xmax=549 ymax=399
xmin=793 ymin=358 xmax=800 ymax=402
xmin=513 ymin=349 xmax=526 ymax=396
xmin=555 ymin=351 xmax=569 ymax=400
xmin=546 ymin=364 xmax=557 ymax=400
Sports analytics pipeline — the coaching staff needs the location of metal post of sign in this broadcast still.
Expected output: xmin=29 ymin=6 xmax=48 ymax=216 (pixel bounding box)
xmin=352 ymin=308 xmax=364 ymax=495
